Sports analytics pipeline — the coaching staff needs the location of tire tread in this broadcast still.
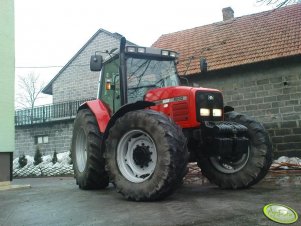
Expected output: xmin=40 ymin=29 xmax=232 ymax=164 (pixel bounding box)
xmin=105 ymin=109 xmax=188 ymax=201
xmin=198 ymin=111 xmax=273 ymax=189
xmin=71 ymin=109 xmax=109 ymax=190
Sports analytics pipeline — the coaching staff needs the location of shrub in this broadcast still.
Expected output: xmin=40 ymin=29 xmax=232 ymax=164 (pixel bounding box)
xmin=52 ymin=150 xmax=58 ymax=164
xmin=69 ymin=150 xmax=73 ymax=165
xmin=34 ymin=146 xmax=43 ymax=165
xmin=18 ymin=154 xmax=27 ymax=168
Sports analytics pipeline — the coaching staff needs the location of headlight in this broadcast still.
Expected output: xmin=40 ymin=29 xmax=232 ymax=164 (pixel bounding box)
xmin=200 ymin=108 xmax=210 ymax=116
xmin=213 ymin=109 xmax=222 ymax=117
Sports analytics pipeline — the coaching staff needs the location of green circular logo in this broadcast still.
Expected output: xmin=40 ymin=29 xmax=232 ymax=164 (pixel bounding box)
xmin=263 ymin=204 xmax=298 ymax=224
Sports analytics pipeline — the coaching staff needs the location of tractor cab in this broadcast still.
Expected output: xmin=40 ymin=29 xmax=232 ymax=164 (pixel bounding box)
xmin=90 ymin=41 xmax=180 ymax=113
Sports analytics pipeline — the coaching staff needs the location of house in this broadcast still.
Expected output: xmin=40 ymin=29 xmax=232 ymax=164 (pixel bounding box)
xmin=152 ymin=4 xmax=301 ymax=158
xmin=15 ymin=29 xmax=135 ymax=157
xmin=0 ymin=0 xmax=14 ymax=182
xmin=43 ymin=29 xmax=135 ymax=103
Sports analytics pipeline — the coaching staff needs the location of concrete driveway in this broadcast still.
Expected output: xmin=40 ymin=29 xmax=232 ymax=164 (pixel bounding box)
xmin=0 ymin=171 xmax=300 ymax=226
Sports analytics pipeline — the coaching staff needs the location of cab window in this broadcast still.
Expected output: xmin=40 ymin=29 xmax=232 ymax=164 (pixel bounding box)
xmin=100 ymin=58 xmax=120 ymax=112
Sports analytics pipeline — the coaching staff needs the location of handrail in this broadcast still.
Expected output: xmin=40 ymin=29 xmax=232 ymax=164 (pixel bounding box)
xmin=15 ymin=98 xmax=94 ymax=126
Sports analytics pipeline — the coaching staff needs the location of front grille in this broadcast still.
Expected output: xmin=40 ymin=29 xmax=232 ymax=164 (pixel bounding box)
xmin=195 ymin=91 xmax=223 ymax=122
xmin=172 ymin=102 xmax=189 ymax=122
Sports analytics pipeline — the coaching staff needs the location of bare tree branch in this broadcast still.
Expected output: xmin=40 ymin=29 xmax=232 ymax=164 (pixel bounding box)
xmin=16 ymin=72 xmax=45 ymax=110
xmin=257 ymin=0 xmax=300 ymax=7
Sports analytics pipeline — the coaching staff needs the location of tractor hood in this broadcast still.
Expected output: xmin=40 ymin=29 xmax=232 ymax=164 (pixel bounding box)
xmin=144 ymin=86 xmax=224 ymax=128
xmin=144 ymin=86 xmax=222 ymax=103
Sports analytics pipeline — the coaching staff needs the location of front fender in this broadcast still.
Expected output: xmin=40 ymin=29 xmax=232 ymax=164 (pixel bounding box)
xmin=103 ymin=101 xmax=155 ymax=141
xmin=78 ymin=100 xmax=111 ymax=133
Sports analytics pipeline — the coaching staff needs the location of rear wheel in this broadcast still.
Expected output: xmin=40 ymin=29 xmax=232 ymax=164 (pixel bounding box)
xmin=105 ymin=110 xmax=188 ymax=201
xmin=71 ymin=109 xmax=109 ymax=189
xmin=198 ymin=111 xmax=272 ymax=189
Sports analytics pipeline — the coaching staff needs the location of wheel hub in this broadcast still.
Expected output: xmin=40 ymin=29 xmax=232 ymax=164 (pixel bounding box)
xmin=133 ymin=144 xmax=152 ymax=168
xmin=75 ymin=128 xmax=88 ymax=173
xmin=117 ymin=130 xmax=157 ymax=183
xmin=210 ymin=147 xmax=250 ymax=174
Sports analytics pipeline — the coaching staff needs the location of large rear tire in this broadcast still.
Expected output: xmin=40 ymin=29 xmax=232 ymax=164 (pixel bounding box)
xmin=105 ymin=110 xmax=188 ymax=201
xmin=71 ymin=109 xmax=109 ymax=189
xmin=198 ymin=111 xmax=272 ymax=189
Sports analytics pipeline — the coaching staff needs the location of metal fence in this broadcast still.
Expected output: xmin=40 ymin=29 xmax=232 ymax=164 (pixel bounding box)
xmin=15 ymin=98 xmax=94 ymax=126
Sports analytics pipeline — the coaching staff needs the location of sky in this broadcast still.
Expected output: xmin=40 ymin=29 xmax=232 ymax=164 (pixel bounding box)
xmin=14 ymin=0 xmax=276 ymax=107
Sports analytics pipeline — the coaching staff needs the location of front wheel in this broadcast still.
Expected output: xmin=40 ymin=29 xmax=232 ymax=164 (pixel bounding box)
xmin=198 ymin=111 xmax=273 ymax=189
xmin=105 ymin=110 xmax=188 ymax=201
xmin=71 ymin=109 xmax=109 ymax=189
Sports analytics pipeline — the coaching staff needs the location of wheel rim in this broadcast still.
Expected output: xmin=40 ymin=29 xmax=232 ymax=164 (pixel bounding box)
xmin=209 ymin=147 xmax=250 ymax=174
xmin=117 ymin=129 xmax=157 ymax=183
xmin=75 ymin=128 xmax=87 ymax=173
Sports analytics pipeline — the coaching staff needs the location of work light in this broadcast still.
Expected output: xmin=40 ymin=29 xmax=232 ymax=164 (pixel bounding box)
xmin=161 ymin=50 xmax=169 ymax=56
xmin=137 ymin=47 xmax=146 ymax=53
xmin=169 ymin=52 xmax=176 ymax=57
xmin=127 ymin=46 xmax=136 ymax=53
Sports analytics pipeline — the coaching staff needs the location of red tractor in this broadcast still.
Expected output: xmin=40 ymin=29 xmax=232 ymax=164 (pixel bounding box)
xmin=71 ymin=37 xmax=272 ymax=201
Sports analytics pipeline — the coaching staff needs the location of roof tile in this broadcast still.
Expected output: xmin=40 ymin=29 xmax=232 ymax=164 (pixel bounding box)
xmin=152 ymin=4 xmax=301 ymax=76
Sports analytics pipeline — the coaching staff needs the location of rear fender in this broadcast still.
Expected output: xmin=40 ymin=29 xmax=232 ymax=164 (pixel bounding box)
xmin=78 ymin=100 xmax=111 ymax=133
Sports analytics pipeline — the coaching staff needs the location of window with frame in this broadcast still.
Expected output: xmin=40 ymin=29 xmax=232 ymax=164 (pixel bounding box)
xmin=35 ymin=135 xmax=49 ymax=144
xmin=100 ymin=57 xmax=120 ymax=113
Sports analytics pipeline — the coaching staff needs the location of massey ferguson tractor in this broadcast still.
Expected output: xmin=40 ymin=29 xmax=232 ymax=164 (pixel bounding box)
xmin=71 ymin=37 xmax=272 ymax=201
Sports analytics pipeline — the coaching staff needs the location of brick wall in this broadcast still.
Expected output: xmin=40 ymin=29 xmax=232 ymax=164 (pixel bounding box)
xmin=52 ymin=32 xmax=123 ymax=103
xmin=189 ymin=57 xmax=301 ymax=158
xmin=15 ymin=120 xmax=74 ymax=158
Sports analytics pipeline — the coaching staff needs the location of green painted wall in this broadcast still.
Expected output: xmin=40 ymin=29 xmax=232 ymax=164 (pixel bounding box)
xmin=0 ymin=0 xmax=15 ymax=153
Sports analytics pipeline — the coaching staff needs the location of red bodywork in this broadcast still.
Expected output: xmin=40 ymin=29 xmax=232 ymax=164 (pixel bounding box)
xmin=145 ymin=86 xmax=222 ymax=128
xmin=85 ymin=100 xmax=111 ymax=133
xmin=85 ymin=86 xmax=223 ymax=132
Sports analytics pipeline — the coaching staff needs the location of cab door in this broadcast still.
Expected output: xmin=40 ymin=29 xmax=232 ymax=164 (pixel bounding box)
xmin=99 ymin=57 xmax=121 ymax=113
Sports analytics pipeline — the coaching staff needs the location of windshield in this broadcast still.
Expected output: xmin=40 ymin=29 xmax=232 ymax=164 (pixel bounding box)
xmin=126 ymin=57 xmax=179 ymax=103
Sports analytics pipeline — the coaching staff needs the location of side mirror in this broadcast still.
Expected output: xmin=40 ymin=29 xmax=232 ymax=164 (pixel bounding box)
xmin=90 ymin=55 xmax=103 ymax=71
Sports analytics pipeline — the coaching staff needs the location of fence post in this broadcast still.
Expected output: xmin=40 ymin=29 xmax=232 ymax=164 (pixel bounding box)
xmin=69 ymin=102 xmax=72 ymax=118
xmin=43 ymin=106 xmax=45 ymax=122
xmin=30 ymin=108 xmax=33 ymax=125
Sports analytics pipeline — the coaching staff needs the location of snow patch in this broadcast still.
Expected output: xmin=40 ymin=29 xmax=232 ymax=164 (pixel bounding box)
xmin=13 ymin=153 xmax=301 ymax=178
xmin=13 ymin=151 xmax=73 ymax=177
xmin=271 ymin=156 xmax=301 ymax=170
